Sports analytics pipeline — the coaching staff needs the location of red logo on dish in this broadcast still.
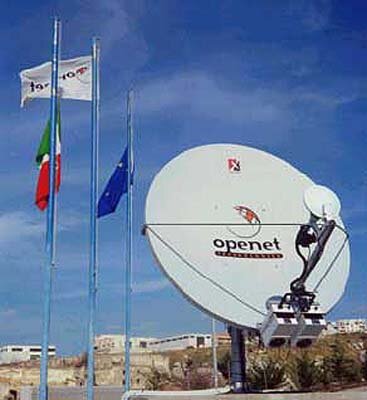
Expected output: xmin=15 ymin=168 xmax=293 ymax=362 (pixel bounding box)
xmin=226 ymin=205 xmax=261 ymax=238
xmin=234 ymin=206 xmax=260 ymax=225
xmin=227 ymin=158 xmax=241 ymax=172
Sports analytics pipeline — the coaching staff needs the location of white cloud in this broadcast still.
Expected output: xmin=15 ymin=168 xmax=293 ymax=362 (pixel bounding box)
xmin=59 ymin=211 xmax=86 ymax=231
xmin=132 ymin=279 xmax=170 ymax=294
xmin=138 ymin=72 xmax=289 ymax=125
xmin=66 ymin=0 xmax=149 ymax=66
xmin=349 ymin=226 xmax=367 ymax=238
xmin=0 ymin=211 xmax=44 ymax=244
xmin=137 ymin=70 xmax=361 ymax=132
xmin=0 ymin=210 xmax=84 ymax=256
xmin=98 ymin=278 xmax=170 ymax=295
xmin=0 ymin=308 xmax=17 ymax=318
xmin=293 ymin=90 xmax=356 ymax=108
xmin=0 ymin=311 xmax=41 ymax=338
xmin=55 ymin=289 xmax=87 ymax=301
xmin=344 ymin=208 xmax=367 ymax=221
xmin=54 ymin=278 xmax=170 ymax=301
xmin=288 ymin=0 xmax=332 ymax=32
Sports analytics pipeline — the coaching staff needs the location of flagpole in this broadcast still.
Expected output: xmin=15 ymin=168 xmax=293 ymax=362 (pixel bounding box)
xmin=211 ymin=318 xmax=218 ymax=388
xmin=87 ymin=37 xmax=100 ymax=400
xmin=124 ymin=89 xmax=134 ymax=393
xmin=39 ymin=17 xmax=60 ymax=400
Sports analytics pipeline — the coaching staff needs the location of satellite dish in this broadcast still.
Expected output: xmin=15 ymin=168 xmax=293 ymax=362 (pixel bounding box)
xmin=304 ymin=185 xmax=341 ymax=219
xmin=145 ymin=144 xmax=350 ymax=329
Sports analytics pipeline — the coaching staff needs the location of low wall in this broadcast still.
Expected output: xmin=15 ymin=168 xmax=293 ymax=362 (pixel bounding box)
xmin=20 ymin=386 xmax=123 ymax=400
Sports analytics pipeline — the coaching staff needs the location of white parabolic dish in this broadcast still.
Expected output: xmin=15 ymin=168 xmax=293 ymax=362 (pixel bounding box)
xmin=145 ymin=144 xmax=350 ymax=328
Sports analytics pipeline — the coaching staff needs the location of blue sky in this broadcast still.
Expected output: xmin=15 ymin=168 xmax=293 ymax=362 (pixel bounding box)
xmin=0 ymin=0 xmax=366 ymax=355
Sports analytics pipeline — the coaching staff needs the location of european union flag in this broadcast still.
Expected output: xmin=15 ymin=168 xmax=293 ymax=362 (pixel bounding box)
xmin=97 ymin=147 xmax=132 ymax=218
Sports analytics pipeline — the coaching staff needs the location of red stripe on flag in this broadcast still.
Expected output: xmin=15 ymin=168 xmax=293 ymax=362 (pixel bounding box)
xmin=35 ymin=154 xmax=61 ymax=211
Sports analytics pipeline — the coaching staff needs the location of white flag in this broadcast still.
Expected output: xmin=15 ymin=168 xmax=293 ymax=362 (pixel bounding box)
xmin=20 ymin=55 xmax=92 ymax=107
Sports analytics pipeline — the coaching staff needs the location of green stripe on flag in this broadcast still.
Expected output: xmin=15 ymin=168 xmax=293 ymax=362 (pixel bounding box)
xmin=36 ymin=109 xmax=61 ymax=166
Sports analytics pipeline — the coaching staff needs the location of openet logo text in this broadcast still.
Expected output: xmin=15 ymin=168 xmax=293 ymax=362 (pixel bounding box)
xmin=213 ymin=237 xmax=284 ymax=259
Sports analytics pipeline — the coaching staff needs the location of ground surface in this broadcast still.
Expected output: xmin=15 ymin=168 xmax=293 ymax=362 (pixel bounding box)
xmin=216 ymin=386 xmax=367 ymax=400
xmin=19 ymin=385 xmax=367 ymax=400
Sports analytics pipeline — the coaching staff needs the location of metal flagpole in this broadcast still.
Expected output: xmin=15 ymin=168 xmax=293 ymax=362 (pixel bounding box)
xmin=87 ymin=37 xmax=100 ymax=400
xmin=124 ymin=89 xmax=134 ymax=392
xmin=39 ymin=17 xmax=60 ymax=400
xmin=211 ymin=318 xmax=218 ymax=388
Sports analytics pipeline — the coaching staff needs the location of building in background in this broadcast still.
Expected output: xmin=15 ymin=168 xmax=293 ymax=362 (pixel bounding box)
xmin=214 ymin=332 xmax=231 ymax=346
xmin=335 ymin=319 xmax=367 ymax=334
xmin=0 ymin=345 xmax=56 ymax=365
xmin=147 ymin=334 xmax=212 ymax=352
xmin=321 ymin=322 xmax=338 ymax=336
xmin=94 ymin=335 xmax=155 ymax=354
xmin=95 ymin=331 xmax=233 ymax=354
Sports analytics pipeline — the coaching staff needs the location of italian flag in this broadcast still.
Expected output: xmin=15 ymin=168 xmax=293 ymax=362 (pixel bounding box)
xmin=35 ymin=111 xmax=61 ymax=211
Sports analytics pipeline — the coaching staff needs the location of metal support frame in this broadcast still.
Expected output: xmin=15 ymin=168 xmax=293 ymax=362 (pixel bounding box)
xmin=281 ymin=219 xmax=336 ymax=312
xmin=228 ymin=325 xmax=247 ymax=393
